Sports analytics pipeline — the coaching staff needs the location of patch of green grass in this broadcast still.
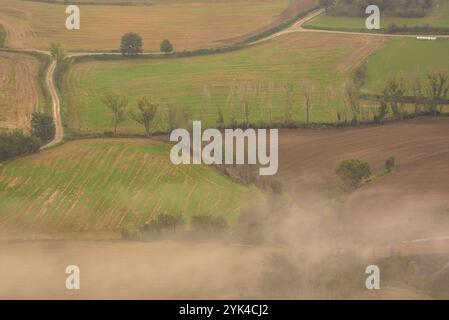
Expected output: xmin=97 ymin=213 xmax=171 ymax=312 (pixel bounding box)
xmin=63 ymin=32 xmax=381 ymax=134
xmin=0 ymin=139 xmax=254 ymax=233
xmin=363 ymin=38 xmax=449 ymax=94
xmin=305 ymin=1 xmax=449 ymax=31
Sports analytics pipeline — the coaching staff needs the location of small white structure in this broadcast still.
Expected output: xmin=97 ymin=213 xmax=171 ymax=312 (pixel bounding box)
xmin=417 ymin=36 xmax=437 ymax=40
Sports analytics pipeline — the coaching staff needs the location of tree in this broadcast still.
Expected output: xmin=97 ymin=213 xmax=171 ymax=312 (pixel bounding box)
xmin=283 ymin=83 xmax=295 ymax=126
xmin=385 ymin=156 xmax=396 ymax=173
xmin=345 ymin=81 xmax=361 ymax=125
xmin=336 ymin=159 xmax=371 ymax=189
xmin=160 ymin=39 xmax=173 ymax=53
xmin=101 ymin=93 xmax=128 ymax=135
xmin=413 ymin=78 xmax=424 ymax=116
xmin=0 ymin=24 xmax=6 ymax=48
xmin=426 ymin=73 xmax=449 ymax=116
xmin=383 ymin=77 xmax=406 ymax=120
xmin=303 ymin=82 xmax=314 ymax=127
xmin=31 ymin=112 xmax=55 ymax=143
xmin=129 ymin=96 xmax=158 ymax=137
xmin=50 ymin=42 xmax=66 ymax=61
xmin=120 ymin=32 xmax=143 ymax=56
xmin=319 ymin=0 xmax=334 ymax=9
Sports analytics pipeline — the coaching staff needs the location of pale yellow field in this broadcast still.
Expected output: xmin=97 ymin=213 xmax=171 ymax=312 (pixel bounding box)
xmin=0 ymin=0 xmax=318 ymax=52
xmin=0 ymin=51 xmax=43 ymax=131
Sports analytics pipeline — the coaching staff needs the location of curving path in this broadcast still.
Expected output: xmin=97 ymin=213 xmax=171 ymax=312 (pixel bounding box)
xmin=41 ymin=59 xmax=63 ymax=149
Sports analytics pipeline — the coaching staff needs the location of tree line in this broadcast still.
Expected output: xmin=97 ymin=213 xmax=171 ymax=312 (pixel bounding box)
xmin=370 ymin=72 xmax=449 ymax=122
xmin=0 ymin=112 xmax=55 ymax=162
xmin=323 ymin=0 xmax=436 ymax=18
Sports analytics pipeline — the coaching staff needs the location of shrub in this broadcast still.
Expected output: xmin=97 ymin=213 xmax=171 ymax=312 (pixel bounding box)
xmin=160 ymin=39 xmax=173 ymax=53
xmin=141 ymin=213 xmax=185 ymax=235
xmin=270 ymin=180 xmax=283 ymax=195
xmin=31 ymin=112 xmax=55 ymax=143
xmin=0 ymin=130 xmax=41 ymax=162
xmin=191 ymin=213 xmax=228 ymax=232
xmin=336 ymin=159 xmax=371 ymax=189
xmin=121 ymin=228 xmax=141 ymax=240
xmin=385 ymin=157 xmax=396 ymax=172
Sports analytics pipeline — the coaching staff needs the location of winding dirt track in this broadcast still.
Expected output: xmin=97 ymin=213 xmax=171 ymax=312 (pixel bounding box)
xmin=40 ymin=60 xmax=63 ymax=149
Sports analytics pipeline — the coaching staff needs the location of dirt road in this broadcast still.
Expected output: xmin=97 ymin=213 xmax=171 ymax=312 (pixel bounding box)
xmin=40 ymin=59 xmax=63 ymax=149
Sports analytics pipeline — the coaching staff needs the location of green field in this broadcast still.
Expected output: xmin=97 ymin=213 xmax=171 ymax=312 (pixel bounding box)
xmin=305 ymin=1 xmax=449 ymax=31
xmin=363 ymin=38 xmax=449 ymax=94
xmin=0 ymin=139 xmax=253 ymax=234
xmin=62 ymin=32 xmax=384 ymax=134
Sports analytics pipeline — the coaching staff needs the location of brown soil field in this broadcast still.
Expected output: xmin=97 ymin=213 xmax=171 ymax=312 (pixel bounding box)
xmin=0 ymin=0 xmax=316 ymax=52
xmin=277 ymin=117 xmax=449 ymax=238
xmin=0 ymin=51 xmax=42 ymax=131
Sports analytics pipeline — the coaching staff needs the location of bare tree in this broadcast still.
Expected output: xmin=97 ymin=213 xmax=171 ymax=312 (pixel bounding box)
xmin=383 ymin=77 xmax=406 ymax=120
xmin=345 ymin=81 xmax=361 ymax=125
xmin=303 ymin=82 xmax=314 ymax=127
xmin=283 ymin=83 xmax=295 ymax=126
xmin=129 ymin=96 xmax=158 ymax=137
xmin=102 ymin=93 xmax=128 ymax=135
xmin=426 ymin=73 xmax=449 ymax=116
xmin=413 ymin=78 xmax=424 ymax=116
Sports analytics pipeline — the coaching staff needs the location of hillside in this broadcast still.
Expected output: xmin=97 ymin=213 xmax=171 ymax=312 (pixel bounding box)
xmin=0 ymin=139 xmax=252 ymax=237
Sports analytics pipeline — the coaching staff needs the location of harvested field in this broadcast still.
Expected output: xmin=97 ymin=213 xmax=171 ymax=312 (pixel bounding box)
xmin=0 ymin=51 xmax=43 ymax=131
xmin=0 ymin=0 xmax=317 ymax=51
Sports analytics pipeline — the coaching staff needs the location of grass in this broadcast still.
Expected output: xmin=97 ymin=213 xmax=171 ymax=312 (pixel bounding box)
xmin=0 ymin=0 xmax=295 ymax=51
xmin=62 ymin=32 xmax=384 ymax=134
xmin=363 ymin=38 xmax=449 ymax=94
xmin=0 ymin=139 xmax=254 ymax=234
xmin=305 ymin=1 xmax=449 ymax=31
xmin=0 ymin=51 xmax=49 ymax=132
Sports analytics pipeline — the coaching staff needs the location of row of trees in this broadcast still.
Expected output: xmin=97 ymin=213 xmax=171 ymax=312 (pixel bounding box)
xmin=102 ymin=94 xmax=158 ymax=136
xmin=120 ymin=32 xmax=173 ymax=55
xmin=325 ymin=0 xmax=435 ymax=17
xmin=376 ymin=72 xmax=449 ymax=121
xmin=122 ymin=212 xmax=228 ymax=240
xmin=102 ymin=71 xmax=447 ymax=135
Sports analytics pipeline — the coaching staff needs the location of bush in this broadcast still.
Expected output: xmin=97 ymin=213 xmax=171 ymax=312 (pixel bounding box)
xmin=121 ymin=227 xmax=141 ymax=240
xmin=336 ymin=159 xmax=371 ymax=189
xmin=385 ymin=157 xmax=396 ymax=172
xmin=191 ymin=213 xmax=228 ymax=232
xmin=141 ymin=213 xmax=185 ymax=235
xmin=31 ymin=112 xmax=55 ymax=143
xmin=120 ymin=32 xmax=143 ymax=56
xmin=0 ymin=130 xmax=41 ymax=162
xmin=160 ymin=39 xmax=173 ymax=53
xmin=270 ymin=180 xmax=283 ymax=195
